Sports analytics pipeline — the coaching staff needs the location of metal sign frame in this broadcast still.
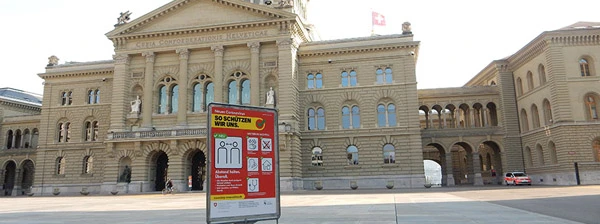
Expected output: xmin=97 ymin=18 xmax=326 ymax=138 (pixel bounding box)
xmin=206 ymin=103 xmax=280 ymax=224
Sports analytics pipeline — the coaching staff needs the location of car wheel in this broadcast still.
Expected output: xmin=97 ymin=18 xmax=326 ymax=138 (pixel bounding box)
xmin=505 ymin=181 xmax=509 ymax=186
xmin=513 ymin=181 xmax=517 ymax=186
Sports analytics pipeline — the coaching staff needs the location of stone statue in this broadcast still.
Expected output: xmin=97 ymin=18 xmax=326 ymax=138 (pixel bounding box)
xmin=116 ymin=11 xmax=132 ymax=26
xmin=47 ymin=55 xmax=59 ymax=67
xmin=266 ymin=87 xmax=275 ymax=105
xmin=402 ymin=22 xmax=412 ymax=35
xmin=130 ymin=96 xmax=141 ymax=114
xmin=119 ymin=165 xmax=131 ymax=183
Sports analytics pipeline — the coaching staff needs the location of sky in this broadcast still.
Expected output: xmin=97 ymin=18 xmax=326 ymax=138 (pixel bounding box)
xmin=1 ymin=0 xmax=600 ymax=95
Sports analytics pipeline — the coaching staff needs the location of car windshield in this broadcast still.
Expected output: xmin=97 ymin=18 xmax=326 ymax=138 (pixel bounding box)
xmin=513 ymin=173 xmax=527 ymax=177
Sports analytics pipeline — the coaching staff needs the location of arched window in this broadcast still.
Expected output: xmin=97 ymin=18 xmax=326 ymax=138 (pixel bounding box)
xmin=67 ymin=91 xmax=73 ymax=105
xmin=585 ymin=94 xmax=599 ymax=120
xmin=351 ymin=106 xmax=360 ymax=128
xmin=56 ymin=157 xmax=65 ymax=175
xmin=377 ymin=104 xmax=386 ymax=127
xmin=487 ymin=103 xmax=498 ymax=126
xmin=341 ymin=71 xmax=349 ymax=87
xmin=14 ymin=129 xmax=22 ymax=148
xmin=241 ymin=79 xmax=250 ymax=105
xmin=158 ymin=85 xmax=167 ymax=113
xmin=346 ymin=145 xmax=359 ymax=165
xmin=549 ymin=141 xmax=558 ymax=164
xmin=23 ymin=129 xmax=31 ymax=148
xmin=543 ymin=99 xmax=553 ymax=125
xmin=227 ymin=71 xmax=249 ymax=105
xmin=531 ymin=104 xmax=540 ymax=129
xmin=377 ymin=103 xmax=396 ymax=127
xmin=526 ymin=71 xmax=534 ymax=91
xmin=385 ymin=67 xmax=393 ymax=84
xmin=85 ymin=121 xmax=92 ymax=141
xmin=171 ymin=85 xmax=179 ymax=113
xmin=536 ymin=144 xmax=545 ymax=166
xmin=315 ymin=73 xmax=323 ymax=89
xmin=307 ymin=108 xmax=316 ymax=130
xmin=92 ymin=121 xmax=99 ymax=141
xmin=205 ymin=82 xmax=215 ymax=109
xmin=193 ymin=83 xmax=202 ymax=112
xmin=311 ymin=147 xmax=323 ymax=166
xmin=520 ymin=109 xmax=529 ymax=132
xmin=580 ymin=58 xmax=591 ymax=77
xmin=538 ymin=64 xmax=547 ymax=85
xmin=516 ymin=78 xmax=523 ymax=96
xmin=383 ymin=144 xmax=395 ymax=164
xmin=6 ymin=130 xmax=13 ymax=149
xmin=31 ymin=129 xmax=39 ymax=149
xmin=58 ymin=122 xmax=71 ymax=143
xmin=342 ymin=106 xmax=351 ymax=129
xmin=95 ymin=90 xmax=100 ymax=103
xmin=83 ymin=156 xmax=93 ymax=174
xmin=88 ymin=90 xmax=95 ymax=104
xmin=157 ymin=76 xmax=177 ymax=114
xmin=228 ymin=80 xmax=238 ymax=104
xmin=376 ymin=68 xmax=384 ymax=84
xmin=594 ymin=138 xmax=600 ymax=162
xmin=317 ymin=108 xmax=325 ymax=130
xmin=350 ymin=70 xmax=357 ymax=86
xmin=61 ymin=92 xmax=68 ymax=105
xmin=307 ymin=73 xmax=315 ymax=89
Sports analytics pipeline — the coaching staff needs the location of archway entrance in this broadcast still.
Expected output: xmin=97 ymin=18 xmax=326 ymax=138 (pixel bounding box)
xmin=423 ymin=160 xmax=442 ymax=186
xmin=190 ymin=150 xmax=207 ymax=191
xmin=3 ymin=161 xmax=16 ymax=196
xmin=423 ymin=143 xmax=447 ymax=185
xmin=21 ymin=160 xmax=35 ymax=195
xmin=154 ymin=152 xmax=169 ymax=191
xmin=450 ymin=142 xmax=474 ymax=185
xmin=478 ymin=141 xmax=503 ymax=185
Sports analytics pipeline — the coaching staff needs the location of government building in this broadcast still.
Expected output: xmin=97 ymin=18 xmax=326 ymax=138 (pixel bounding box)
xmin=1 ymin=0 xmax=599 ymax=196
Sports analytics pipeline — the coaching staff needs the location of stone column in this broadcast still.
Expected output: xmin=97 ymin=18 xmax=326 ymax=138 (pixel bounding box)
xmin=455 ymin=109 xmax=461 ymax=128
xmin=442 ymin=110 xmax=447 ymax=128
xmin=483 ymin=108 xmax=488 ymax=127
xmin=211 ymin=45 xmax=224 ymax=103
xmin=248 ymin=42 xmax=260 ymax=106
xmin=176 ymin=48 xmax=189 ymax=126
xmin=12 ymin=168 xmax=21 ymax=196
xmin=445 ymin=153 xmax=455 ymax=186
xmin=469 ymin=108 xmax=475 ymax=128
xmin=142 ymin=52 xmax=155 ymax=129
xmin=472 ymin=152 xmax=484 ymax=185
xmin=109 ymin=53 xmax=130 ymax=132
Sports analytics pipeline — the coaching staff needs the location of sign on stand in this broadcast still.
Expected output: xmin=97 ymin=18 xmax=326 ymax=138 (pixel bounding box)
xmin=206 ymin=103 xmax=280 ymax=224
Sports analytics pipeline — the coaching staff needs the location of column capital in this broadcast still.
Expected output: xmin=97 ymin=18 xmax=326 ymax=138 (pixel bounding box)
xmin=247 ymin=42 xmax=261 ymax=53
xmin=211 ymin=45 xmax=224 ymax=57
xmin=142 ymin=52 xmax=155 ymax=63
xmin=112 ymin=54 xmax=130 ymax=65
xmin=276 ymin=38 xmax=293 ymax=49
xmin=176 ymin=48 xmax=189 ymax=60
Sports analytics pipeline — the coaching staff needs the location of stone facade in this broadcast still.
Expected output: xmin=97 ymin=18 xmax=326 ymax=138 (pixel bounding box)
xmin=1 ymin=1 xmax=599 ymax=196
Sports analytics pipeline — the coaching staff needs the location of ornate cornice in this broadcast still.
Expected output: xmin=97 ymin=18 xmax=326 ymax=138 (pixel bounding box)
xmin=40 ymin=70 xmax=113 ymax=79
xmin=0 ymin=100 xmax=42 ymax=112
xmin=549 ymin=34 xmax=600 ymax=45
xmin=298 ymin=44 xmax=419 ymax=57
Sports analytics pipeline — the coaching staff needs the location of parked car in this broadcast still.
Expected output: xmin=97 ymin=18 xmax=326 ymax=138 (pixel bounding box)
xmin=504 ymin=172 xmax=532 ymax=185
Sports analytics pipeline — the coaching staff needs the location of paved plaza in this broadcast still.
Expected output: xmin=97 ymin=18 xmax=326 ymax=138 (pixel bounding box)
xmin=0 ymin=185 xmax=598 ymax=224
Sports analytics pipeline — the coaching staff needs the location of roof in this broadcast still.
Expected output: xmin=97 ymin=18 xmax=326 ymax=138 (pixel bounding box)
xmin=0 ymin=88 xmax=43 ymax=106
xmin=558 ymin=21 xmax=600 ymax=31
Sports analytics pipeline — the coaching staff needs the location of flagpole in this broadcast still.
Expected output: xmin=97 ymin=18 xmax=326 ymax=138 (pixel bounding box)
xmin=370 ymin=9 xmax=374 ymax=36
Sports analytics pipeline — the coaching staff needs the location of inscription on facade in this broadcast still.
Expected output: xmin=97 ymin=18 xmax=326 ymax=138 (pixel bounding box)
xmin=134 ymin=30 xmax=269 ymax=49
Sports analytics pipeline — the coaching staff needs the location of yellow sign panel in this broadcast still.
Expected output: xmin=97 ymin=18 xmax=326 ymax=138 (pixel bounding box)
xmin=211 ymin=194 xmax=246 ymax=201
xmin=211 ymin=114 xmax=266 ymax=131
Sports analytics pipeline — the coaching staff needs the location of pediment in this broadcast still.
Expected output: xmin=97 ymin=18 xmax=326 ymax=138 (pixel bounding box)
xmin=107 ymin=0 xmax=295 ymax=37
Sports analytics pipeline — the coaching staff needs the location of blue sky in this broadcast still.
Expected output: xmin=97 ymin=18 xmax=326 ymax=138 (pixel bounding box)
xmin=2 ymin=0 xmax=600 ymax=95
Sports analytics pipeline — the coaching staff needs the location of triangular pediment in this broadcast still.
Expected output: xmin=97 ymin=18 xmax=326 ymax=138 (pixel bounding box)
xmin=107 ymin=0 xmax=295 ymax=37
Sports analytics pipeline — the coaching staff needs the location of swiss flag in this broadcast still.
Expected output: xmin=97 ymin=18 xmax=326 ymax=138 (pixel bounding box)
xmin=372 ymin=11 xmax=386 ymax=26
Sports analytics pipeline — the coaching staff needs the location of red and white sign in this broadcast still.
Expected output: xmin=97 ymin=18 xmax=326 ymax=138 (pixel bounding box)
xmin=206 ymin=103 xmax=280 ymax=224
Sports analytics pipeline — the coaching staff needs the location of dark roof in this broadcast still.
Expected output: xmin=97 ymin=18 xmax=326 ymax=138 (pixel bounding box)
xmin=558 ymin=21 xmax=600 ymax=31
xmin=0 ymin=88 xmax=43 ymax=105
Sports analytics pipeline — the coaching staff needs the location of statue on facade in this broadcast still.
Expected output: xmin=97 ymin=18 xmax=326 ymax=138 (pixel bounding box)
xmin=266 ymin=87 xmax=275 ymax=106
xmin=119 ymin=165 xmax=131 ymax=183
xmin=47 ymin=55 xmax=59 ymax=67
xmin=116 ymin=11 xmax=132 ymax=26
xmin=402 ymin=22 xmax=412 ymax=35
xmin=276 ymin=0 xmax=293 ymax=8
xmin=130 ymin=96 xmax=142 ymax=114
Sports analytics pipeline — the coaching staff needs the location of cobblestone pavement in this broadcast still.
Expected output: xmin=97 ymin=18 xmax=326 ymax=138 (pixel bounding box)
xmin=0 ymin=185 xmax=598 ymax=224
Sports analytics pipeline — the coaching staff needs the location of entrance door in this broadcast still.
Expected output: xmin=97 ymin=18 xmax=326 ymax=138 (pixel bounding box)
xmin=155 ymin=152 xmax=168 ymax=191
xmin=191 ymin=151 xmax=206 ymax=190
xmin=3 ymin=161 xmax=16 ymax=196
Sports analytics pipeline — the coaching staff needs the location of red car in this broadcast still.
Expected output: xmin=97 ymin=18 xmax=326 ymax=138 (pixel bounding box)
xmin=504 ymin=172 xmax=532 ymax=185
